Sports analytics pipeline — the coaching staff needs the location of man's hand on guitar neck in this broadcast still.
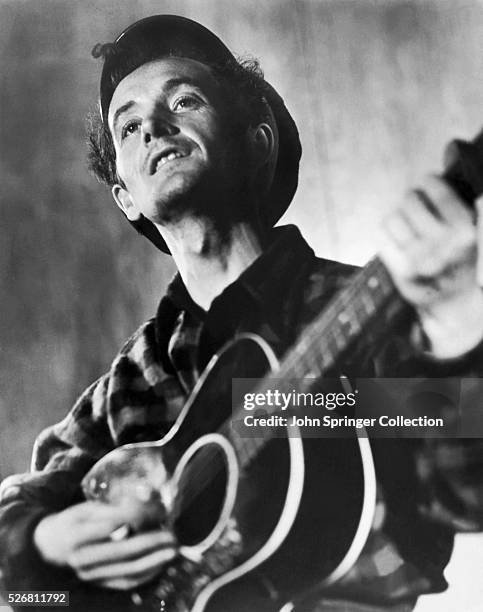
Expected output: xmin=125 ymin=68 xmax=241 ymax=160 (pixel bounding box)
xmin=33 ymin=500 xmax=177 ymax=590
xmin=379 ymin=174 xmax=483 ymax=359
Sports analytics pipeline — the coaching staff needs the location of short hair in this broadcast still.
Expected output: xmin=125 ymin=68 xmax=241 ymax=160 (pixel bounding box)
xmin=87 ymin=55 xmax=269 ymax=188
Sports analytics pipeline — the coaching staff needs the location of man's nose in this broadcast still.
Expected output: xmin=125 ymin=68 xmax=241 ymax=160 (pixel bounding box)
xmin=142 ymin=112 xmax=178 ymax=145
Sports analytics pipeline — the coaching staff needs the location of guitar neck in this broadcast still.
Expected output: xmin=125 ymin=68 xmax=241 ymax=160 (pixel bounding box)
xmin=278 ymin=256 xmax=404 ymax=380
xmin=280 ymin=128 xmax=483 ymax=385
xmin=228 ymin=256 xmax=409 ymax=467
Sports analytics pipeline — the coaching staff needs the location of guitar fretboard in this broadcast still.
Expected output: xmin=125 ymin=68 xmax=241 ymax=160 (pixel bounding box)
xmin=280 ymin=256 xmax=398 ymax=379
xmin=226 ymin=256 xmax=408 ymax=467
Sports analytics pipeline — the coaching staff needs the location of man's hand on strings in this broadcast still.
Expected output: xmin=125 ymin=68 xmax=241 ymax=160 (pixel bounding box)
xmin=33 ymin=500 xmax=177 ymax=590
xmin=379 ymin=174 xmax=483 ymax=358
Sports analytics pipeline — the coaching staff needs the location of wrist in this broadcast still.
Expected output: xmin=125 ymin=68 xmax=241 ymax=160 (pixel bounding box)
xmin=417 ymin=287 xmax=483 ymax=359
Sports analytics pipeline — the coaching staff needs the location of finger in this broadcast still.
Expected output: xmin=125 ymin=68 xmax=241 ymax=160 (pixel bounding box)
xmin=67 ymin=502 xmax=147 ymax=546
xmin=71 ymin=530 xmax=176 ymax=569
xmin=74 ymin=499 xmax=163 ymax=534
xmin=419 ymin=174 xmax=473 ymax=225
xmin=68 ymin=501 xmax=136 ymax=525
xmin=377 ymin=225 xmax=411 ymax=280
xmin=70 ymin=520 xmax=129 ymax=548
xmin=402 ymin=190 xmax=445 ymax=239
xmin=95 ymin=568 xmax=162 ymax=591
xmin=381 ymin=209 xmax=419 ymax=247
xmin=76 ymin=546 xmax=177 ymax=582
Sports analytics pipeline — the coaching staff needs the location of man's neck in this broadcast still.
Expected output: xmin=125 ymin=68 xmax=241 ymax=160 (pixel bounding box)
xmin=156 ymin=218 xmax=263 ymax=311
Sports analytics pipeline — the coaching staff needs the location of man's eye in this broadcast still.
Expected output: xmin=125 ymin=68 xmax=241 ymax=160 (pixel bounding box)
xmin=172 ymin=95 xmax=201 ymax=112
xmin=121 ymin=120 xmax=140 ymax=140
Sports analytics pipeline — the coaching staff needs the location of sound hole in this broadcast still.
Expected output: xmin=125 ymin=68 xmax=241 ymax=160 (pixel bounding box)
xmin=173 ymin=442 xmax=229 ymax=546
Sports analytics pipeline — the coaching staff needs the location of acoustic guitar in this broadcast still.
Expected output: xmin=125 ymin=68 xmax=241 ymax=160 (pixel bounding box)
xmin=78 ymin=131 xmax=483 ymax=612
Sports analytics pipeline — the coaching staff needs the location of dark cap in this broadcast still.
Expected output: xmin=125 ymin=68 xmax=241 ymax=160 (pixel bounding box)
xmin=94 ymin=15 xmax=301 ymax=253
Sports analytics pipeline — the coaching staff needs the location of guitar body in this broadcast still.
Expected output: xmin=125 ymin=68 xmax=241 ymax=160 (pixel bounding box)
xmin=83 ymin=334 xmax=376 ymax=612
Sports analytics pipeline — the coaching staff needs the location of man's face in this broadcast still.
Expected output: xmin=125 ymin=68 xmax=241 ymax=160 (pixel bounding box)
xmin=108 ymin=57 xmax=248 ymax=225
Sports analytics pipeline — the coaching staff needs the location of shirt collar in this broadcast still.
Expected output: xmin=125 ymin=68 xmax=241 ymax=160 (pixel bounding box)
xmin=165 ymin=224 xmax=315 ymax=318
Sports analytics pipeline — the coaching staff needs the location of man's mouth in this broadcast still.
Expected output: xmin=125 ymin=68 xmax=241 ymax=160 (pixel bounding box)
xmin=149 ymin=148 xmax=189 ymax=175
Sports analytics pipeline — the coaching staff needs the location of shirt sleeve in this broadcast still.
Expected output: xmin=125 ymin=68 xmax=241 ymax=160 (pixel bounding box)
xmin=376 ymin=334 xmax=483 ymax=532
xmin=0 ymin=317 xmax=173 ymax=595
xmin=32 ymin=374 xmax=114 ymax=472
xmin=0 ymin=374 xmax=115 ymax=592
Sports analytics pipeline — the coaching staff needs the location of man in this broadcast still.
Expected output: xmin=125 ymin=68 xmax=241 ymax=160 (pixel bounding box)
xmin=1 ymin=14 xmax=483 ymax=612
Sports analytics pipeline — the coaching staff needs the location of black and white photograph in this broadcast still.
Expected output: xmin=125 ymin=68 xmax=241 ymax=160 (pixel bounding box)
xmin=1 ymin=1 xmax=483 ymax=611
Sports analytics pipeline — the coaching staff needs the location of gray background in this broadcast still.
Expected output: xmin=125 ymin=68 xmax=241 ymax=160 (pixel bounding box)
xmin=0 ymin=1 xmax=482 ymax=610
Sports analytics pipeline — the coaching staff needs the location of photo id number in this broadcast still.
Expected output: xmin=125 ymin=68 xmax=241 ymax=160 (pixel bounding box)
xmin=6 ymin=592 xmax=69 ymax=606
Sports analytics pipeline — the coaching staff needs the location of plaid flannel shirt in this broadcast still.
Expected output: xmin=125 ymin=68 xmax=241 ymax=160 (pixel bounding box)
xmin=1 ymin=225 xmax=483 ymax=612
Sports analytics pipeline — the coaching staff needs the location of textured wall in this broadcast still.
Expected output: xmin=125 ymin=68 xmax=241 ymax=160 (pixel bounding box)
xmin=1 ymin=1 xmax=483 ymax=610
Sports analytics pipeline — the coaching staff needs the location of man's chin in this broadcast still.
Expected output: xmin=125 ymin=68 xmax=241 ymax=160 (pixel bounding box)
xmin=148 ymin=183 xmax=200 ymax=226
xmin=148 ymin=172 xmax=221 ymax=225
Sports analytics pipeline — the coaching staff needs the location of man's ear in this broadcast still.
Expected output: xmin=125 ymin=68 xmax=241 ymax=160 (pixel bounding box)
xmin=249 ymin=122 xmax=275 ymax=169
xmin=111 ymin=184 xmax=141 ymax=221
